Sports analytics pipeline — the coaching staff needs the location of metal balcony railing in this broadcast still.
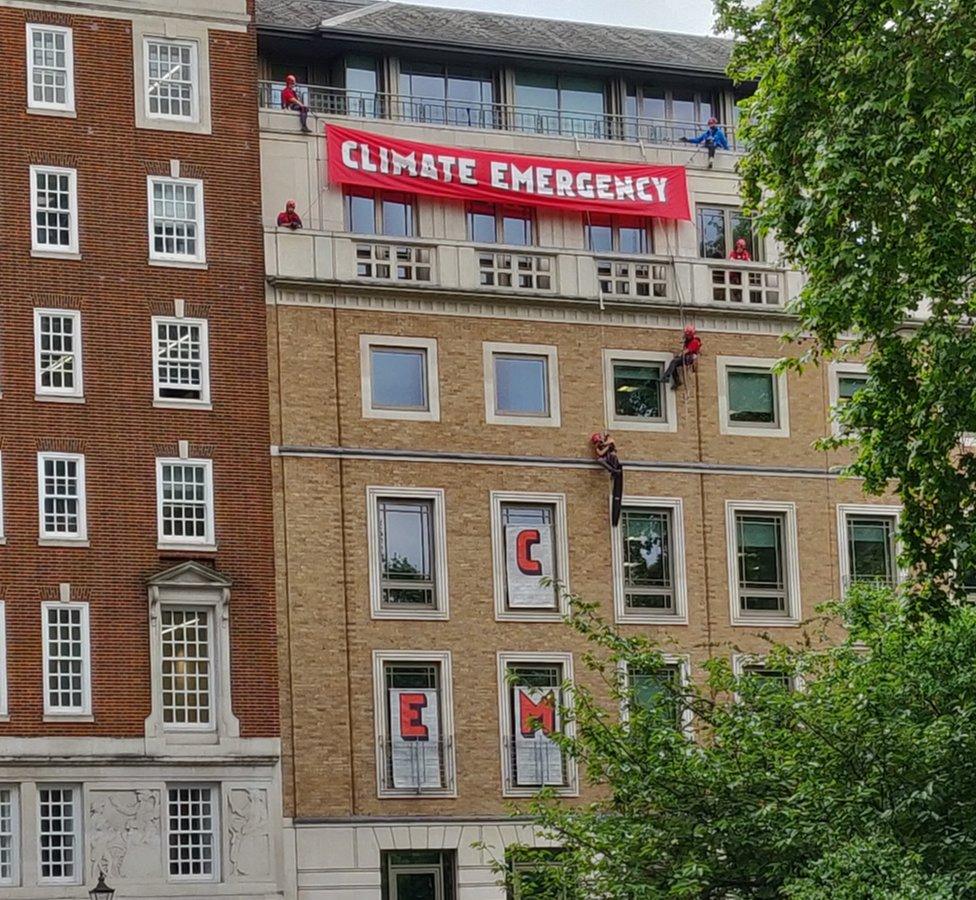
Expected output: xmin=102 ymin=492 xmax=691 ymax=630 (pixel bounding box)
xmin=597 ymin=257 xmax=670 ymax=300
xmin=258 ymin=81 xmax=740 ymax=149
xmin=709 ymin=262 xmax=783 ymax=306
xmin=378 ymin=737 xmax=453 ymax=794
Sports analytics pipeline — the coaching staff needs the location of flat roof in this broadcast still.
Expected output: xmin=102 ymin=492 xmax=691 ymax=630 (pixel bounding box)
xmin=256 ymin=0 xmax=734 ymax=76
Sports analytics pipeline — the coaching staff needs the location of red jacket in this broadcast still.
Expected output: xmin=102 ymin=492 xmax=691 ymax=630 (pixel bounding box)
xmin=277 ymin=210 xmax=303 ymax=229
xmin=281 ymin=86 xmax=302 ymax=108
xmin=685 ymin=335 xmax=702 ymax=355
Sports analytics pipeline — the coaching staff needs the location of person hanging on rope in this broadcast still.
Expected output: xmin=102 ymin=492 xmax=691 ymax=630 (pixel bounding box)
xmin=277 ymin=199 xmax=303 ymax=230
xmin=591 ymin=431 xmax=624 ymax=526
xmin=662 ymin=324 xmax=702 ymax=390
xmin=281 ymin=75 xmax=311 ymax=133
xmin=681 ymin=117 xmax=729 ymax=168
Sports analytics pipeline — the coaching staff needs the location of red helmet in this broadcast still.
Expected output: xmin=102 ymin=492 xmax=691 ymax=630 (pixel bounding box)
xmin=286 ymin=74 xmax=297 ymax=84
xmin=590 ymin=432 xmax=604 ymax=444
xmin=684 ymin=324 xmax=696 ymax=335
xmin=286 ymin=199 xmax=296 ymax=209
xmin=707 ymin=117 xmax=718 ymax=125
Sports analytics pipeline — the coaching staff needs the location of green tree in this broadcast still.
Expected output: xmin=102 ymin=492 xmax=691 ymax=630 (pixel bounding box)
xmin=713 ymin=0 xmax=976 ymax=615
xmin=504 ymin=588 xmax=976 ymax=898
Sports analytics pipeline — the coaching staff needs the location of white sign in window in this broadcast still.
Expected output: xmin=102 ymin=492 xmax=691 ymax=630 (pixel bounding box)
xmin=504 ymin=521 xmax=555 ymax=609
xmin=26 ymin=25 xmax=74 ymax=112
xmin=389 ymin=687 xmax=442 ymax=790
xmin=511 ymin=685 xmax=563 ymax=787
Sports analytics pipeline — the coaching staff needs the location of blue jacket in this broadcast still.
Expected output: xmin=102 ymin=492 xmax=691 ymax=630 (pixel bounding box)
xmin=688 ymin=125 xmax=729 ymax=150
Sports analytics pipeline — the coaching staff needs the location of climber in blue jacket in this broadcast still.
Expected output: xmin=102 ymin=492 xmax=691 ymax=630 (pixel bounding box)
xmin=681 ymin=117 xmax=729 ymax=167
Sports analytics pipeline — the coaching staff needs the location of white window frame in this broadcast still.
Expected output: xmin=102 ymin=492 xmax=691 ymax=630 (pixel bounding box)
xmin=26 ymin=24 xmax=74 ymax=113
xmin=143 ymin=37 xmax=199 ymax=123
xmin=151 ymin=316 xmax=211 ymax=408
xmin=731 ymin=652 xmax=801 ymax=697
xmin=40 ymin=602 xmax=92 ymax=719
xmin=0 ymin=604 xmax=7 ymax=720
xmin=717 ymin=356 xmax=790 ymax=438
xmin=483 ymin=341 xmax=561 ymax=427
xmin=611 ymin=496 xmax=689 ymax=624
xmin=0 ymin=784 xmax=19 ymax=886
xmin=371 ymin=650 xmax=457 ymax=799
xmin=36 ymin=783 xmax=82 ymax=885
xmin=30 ymin=165 xmax=79 ymax=257
xmin=496 ymin=651 xmax=577 ymax=799
xmin=366 ymin=486 xmax=449 ymax=621
xmin=490 ymin=491 xmax=570 ymax=622
xmin=165 ymin=783 xmax=219 ymax=883
xmin=33 ymin=308 xmax=83 ymax=400
xmin=155 ymin=458 xmax=216 ymax=551
xmin=836 ymin=503 xmax=903 ymax=596
xmin=36 ymin=452 xmax=88 ymax=545
xmin=619 ymin=654 xmax=693 ymax=733
xmin=360 ymin=334 xmax=440 ymax=422
xmin=159 ymin=605 xmax=215 ymax=733
xmin=828 ymin=361 xmax=869 ymax=437
xmin=147 ymin=176 xmax=206 ymax=265
xmin=725 ymin=500 xmax=801 ymax=627
xmin=602 ymin=349 xmax=677 ymax=433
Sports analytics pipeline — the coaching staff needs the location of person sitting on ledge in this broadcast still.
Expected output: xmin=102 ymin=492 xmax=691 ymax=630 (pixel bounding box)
xmin=681 ymin=117 xmax=729 ymax=167
xmin=277 ymin=200 xmax=303 ymax=230
xmin=281 ymin=75 xmax=311 ymax=133
xmin=729 ymin=237 xmax=752 ymax=261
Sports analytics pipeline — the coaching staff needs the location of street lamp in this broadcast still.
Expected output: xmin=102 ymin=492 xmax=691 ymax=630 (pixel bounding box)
xmin=88 ymin=871 xmax=115 ymax=900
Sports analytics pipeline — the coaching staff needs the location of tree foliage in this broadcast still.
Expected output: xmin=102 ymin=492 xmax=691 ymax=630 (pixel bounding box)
xmin=508 ymin=588 xmax=976 ymax=898
xmin=713 ymin=0 xmax=976 ymax=614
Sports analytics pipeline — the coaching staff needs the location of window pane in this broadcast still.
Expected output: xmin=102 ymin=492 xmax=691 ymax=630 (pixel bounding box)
xmin=370 ymin=348 xmax=428 ymax=410
xmin=0 ymin=788 xmax=12 ymax=882
xmin=468 ymin=205 xmax=497 ymax=243
xmin=161 ymin=608 xmax=212 ymax=727
xmin=838 ymin=374 xmax=868 ymax=401
xmin=156 ymin=321 xmax=204 ymax=400
xmin=161 ymin=463 xmax=209 ymax=541
xmin=613 ymin=362 xmax=663 ymax=420
xmin=380 ymin=196 xmax=413 ymax=237
xmin=737 ymin=514 xmax=785 ymax=593
xmin=697 ymin=206 xmax=726 ymax=258
xmin=514 ymin=71 xmax=558 ymax=111
xmin=629 ymin=664 xmax=680 ymax=722
xmin=728 ymin=369 xmax=776 ymax=423
xmin=167 ymin=786 xmax=215 ymax=878
xmin=585 ymin=220 xmax=613 ymax=252
xmin=617 ymin=224 xmax=647 ymax=254
xmin=345 ymin=55 xmax=379 ymax=117
xmin=348 ymin=192 xmax=376 ymax=234
xmin=848 ymin=516 xmax=895 ymax=583
xmin=379 ymin=499 xmax=435 ymax=607
xmin=39 ymin=787 xmax=76 ymax=881
xmin=147 ymin=40 xmax=195 ymax=119
xmin=622 ymin=508 xmax=672 ymax=609
xmin=45 ymin=605 xmax=85 ymax=711
xmin=501 ymin=210 xmax=532 ymax=246
xmin=730 ymin=212 xmax=757 ymax=260
xmin=494 ymin=354 xmax=549 ymax=415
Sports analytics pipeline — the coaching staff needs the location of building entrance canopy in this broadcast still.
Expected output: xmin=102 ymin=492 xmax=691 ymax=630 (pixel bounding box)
xmin=326 ymin=124 xmax=690 ymax=220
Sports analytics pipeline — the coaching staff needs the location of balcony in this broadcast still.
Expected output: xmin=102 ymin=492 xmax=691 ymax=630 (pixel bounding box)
xmin=378 ymin=737 xmax=454 ymax=795
xmin=258 ymin=81 xmax=740 ymax=150
xmin=265 ymin=228 xmax=798 ymax=310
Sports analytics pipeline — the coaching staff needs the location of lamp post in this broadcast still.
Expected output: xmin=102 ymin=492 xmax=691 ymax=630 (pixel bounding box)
xmin=88 ymin=871 xmax=115 ymax=900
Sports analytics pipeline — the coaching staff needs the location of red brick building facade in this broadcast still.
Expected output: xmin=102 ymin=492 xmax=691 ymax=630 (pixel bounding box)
xmin=0 ymin=1 xmax=282 ymax=895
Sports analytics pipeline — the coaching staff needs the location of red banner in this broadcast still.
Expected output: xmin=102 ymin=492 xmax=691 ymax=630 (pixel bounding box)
xmin=326 ymin=124 xmax=690 ymax=220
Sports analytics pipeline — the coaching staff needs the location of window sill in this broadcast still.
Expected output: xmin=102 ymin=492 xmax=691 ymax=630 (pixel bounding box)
xmin=148 ymin=258 xmax=208 ymax=270
xmin=43 ymin=713 xmax=93 ymax=723
xmin=161 ymin=729 xmax=220 ymax=744
xmin=157 ymin=542 xmax=217 ymax=553
xmin=495 ymin=609 xmax=564 ymax=623
xmin=27 ymin=106 xmax=77 ymax=118
xmin=363 ymin=408 xmax=440 ymax=422
xmin=616 ymin=613 xmax=690 ymax=626
xmin=720 ymin=424 xmax=791 ymax=439
xmin=35 ymin=393 xmax=85 ymax=404
xmin=503 ymin=784 xmax=578 ymax=799
xmin=731 ymin=615 xmax=801 ymax=628
xmin=608 ymin=418 xmax=677 ymax=434
xmin=486 ymin=415 xmax=561 ymax=428
xmin=378 ymin=787 xmax=458 ymax=799
xmin=153 ymin=398 xmax=213 ymax=411
xmin=31 ymin=249 xmax=81 ymax=261
xmin=371 ymin=607 xmax=449 ymax=621
xmin=38 ymin=538 xmax=89 ymax=548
